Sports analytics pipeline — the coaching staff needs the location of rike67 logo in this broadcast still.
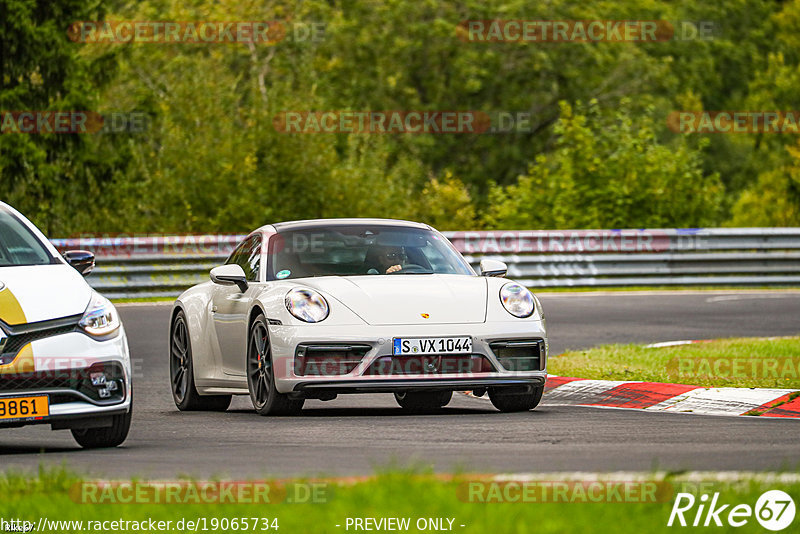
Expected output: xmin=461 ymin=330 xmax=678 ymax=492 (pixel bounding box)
xmin=668 ymin=490 xmax=796 ymax=530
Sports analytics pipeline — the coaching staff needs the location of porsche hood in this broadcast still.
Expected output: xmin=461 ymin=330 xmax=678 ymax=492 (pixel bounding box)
xmin=0 ymin=264 xmax=92 ymax=325
xmin=301 ymin=274 xmax=487 ymax=325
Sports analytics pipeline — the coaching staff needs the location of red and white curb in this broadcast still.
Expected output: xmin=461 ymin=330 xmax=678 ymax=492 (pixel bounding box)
xmin=466 ymin=337 xmax=800 ymax=418
xmin=465 ymin=377 xmax=800 ymax=418
xmin=542 ymin=376 xmax=800 ymax=418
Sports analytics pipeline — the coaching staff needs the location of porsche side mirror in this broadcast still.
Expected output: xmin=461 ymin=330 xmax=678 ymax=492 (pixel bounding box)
xmin=480 ymin=259 xmax=507 ymax=277
xmin=210 ymin=264 xmax=249 ymax=292
xmin=64 ymin=250 xmax=95 ymax=276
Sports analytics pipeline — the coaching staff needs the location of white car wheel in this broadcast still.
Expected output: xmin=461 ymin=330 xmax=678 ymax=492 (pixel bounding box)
xmin=71 ymin=406 xmax=132 ymax=449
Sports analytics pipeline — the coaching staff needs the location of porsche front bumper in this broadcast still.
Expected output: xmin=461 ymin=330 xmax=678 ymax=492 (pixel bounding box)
xmin=268 ymin=320 xmax=548 ymax=395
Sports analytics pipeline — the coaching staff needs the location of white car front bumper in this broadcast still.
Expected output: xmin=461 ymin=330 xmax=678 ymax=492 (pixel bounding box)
xmin=267 ymin=320 xmax=547 ymax=396
xmin=0 ymin=324 xmax=132 ymax=429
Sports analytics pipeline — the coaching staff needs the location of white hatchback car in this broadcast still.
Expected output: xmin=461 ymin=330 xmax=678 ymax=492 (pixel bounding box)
xmin=171 ymin=219 xmax=547 ymax=415
xmin=0 ymin=202 xmax=132 ymax=448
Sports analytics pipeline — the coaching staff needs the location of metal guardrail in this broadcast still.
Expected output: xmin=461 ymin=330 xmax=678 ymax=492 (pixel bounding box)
xmin=50 ymin=228 xmax=800 ymax=299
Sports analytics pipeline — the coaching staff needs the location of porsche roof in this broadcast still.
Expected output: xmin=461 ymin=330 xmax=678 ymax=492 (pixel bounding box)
xmin=267 ymin=218 xmax=432 ymax=233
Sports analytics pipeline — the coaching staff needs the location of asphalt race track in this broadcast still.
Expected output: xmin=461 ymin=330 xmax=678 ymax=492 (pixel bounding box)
xmin=1 ymin=291 xmax=799 ymax=477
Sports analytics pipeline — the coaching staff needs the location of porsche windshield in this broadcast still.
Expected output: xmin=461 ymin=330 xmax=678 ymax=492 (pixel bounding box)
xmin=267 ymin=225 xmax=474 ymax=280
xmin=0 ymin=208 xmax=54 ymax=267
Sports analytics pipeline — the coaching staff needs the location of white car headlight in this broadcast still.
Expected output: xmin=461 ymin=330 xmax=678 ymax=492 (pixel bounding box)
xmin=285 ymin=288 xmax=330 ymax=323
xmin=500 ymin=282 xmax=535 ymax=318
xmin=80 ymin=292 xmax=121 ymax=337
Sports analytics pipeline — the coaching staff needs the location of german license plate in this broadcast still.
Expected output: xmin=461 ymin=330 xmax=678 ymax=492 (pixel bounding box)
xmin=393 ymin=337 xmax=472 ymax=355
xmin=0 ymin=395 xmax=49 ymax=422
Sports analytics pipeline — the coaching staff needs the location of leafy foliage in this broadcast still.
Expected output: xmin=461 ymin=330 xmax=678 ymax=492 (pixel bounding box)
xmin=730 ymin=141 xmax=800 ymax=226
xmin=1 ymin=0 xmax=797 ymax=233
xmin=486 ymin=101 xmax=721 ymax=229
xmin=0 ymin=0 xmax=126 ymax=234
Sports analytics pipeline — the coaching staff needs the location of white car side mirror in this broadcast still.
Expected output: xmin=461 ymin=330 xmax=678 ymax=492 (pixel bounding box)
xmin=480 ymin=259 xmax=507 ymax=277
xmin=210 ymin=264 xmax=248 ymax=292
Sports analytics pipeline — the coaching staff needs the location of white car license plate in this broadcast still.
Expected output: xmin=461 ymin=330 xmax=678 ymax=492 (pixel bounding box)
xmin=393 ymin=337 xmax=472 ymax=355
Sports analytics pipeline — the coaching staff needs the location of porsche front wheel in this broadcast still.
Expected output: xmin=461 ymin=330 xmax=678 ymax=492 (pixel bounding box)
xmin=247 ymin=314 xmax=304 ymax=416
xmin=394 ymin=390 xmax=452 ymax=413
xmin=488 ymin=385 xmax=543 ymax=413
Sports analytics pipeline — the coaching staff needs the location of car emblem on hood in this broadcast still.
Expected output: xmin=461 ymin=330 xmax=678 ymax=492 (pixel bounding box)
xmin=420 ymin=313 xmax=430 ymax=319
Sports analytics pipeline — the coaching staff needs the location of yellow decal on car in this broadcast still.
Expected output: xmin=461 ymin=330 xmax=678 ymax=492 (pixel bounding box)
xmin=0 ymin=286 xmax=26 ymax=325
xmin=0 ymin=344 xmax=35 ymax=375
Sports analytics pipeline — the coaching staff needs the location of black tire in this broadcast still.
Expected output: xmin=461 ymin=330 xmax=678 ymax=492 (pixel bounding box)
xmin=394 ymin=390 xmax=452 ymax=413
xmin=247 ymin=314 xmax=304 ymax=416
xmin=71 ymin=406 xmax=132 ymax=449
xmin=489 ymin=385 xmax=543 ymax=413
xmin=170 ymin=311 xmax=232 ymax=411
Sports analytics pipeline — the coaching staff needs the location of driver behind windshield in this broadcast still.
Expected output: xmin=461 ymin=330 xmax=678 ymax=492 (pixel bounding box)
xmin=366 ymin=245 xmax=407 ymax=274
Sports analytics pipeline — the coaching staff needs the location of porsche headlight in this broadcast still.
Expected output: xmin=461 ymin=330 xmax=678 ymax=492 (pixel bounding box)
xmin=500 ymin=282 xmax=535 ymax=318
xmin=285 ymin=288 xmax=330 ymax=323
xmin=80 ymin=292 xmax=121 ymax=337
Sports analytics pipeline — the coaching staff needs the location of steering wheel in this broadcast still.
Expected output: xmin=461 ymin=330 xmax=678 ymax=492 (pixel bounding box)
xmin=388 ymin=263 xmax=429 ymax=274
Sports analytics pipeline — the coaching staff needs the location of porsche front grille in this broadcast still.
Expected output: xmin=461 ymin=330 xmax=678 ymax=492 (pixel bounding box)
xmin=294 ymin=344 xmax=372 ymax=376
xmin=489 ymin=339 xmax=546 ymax=372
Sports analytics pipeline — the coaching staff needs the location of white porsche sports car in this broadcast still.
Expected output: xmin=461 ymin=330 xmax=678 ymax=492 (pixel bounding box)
xmin=171 ymin=219 xmax=547 ymax=415
xmin=0 ymin=202 xmax=132 ymax=447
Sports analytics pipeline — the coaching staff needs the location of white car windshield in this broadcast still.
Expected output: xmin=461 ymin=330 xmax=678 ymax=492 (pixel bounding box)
xmin=0 ymin=208 xmax=54 ymax=267
xmin=267 ymin=225 xmax=474 ymax=280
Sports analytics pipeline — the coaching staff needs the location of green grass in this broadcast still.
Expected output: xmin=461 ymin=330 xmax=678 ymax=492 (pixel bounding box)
xmin=549 ymin=336 xmax=800 ymax=389
xmin=1 ymin=468 xmax=799 ymax=533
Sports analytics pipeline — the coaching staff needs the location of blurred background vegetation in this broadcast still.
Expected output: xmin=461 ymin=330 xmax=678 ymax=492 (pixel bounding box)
xmin=2 ymin=0 xmax=800 ymax=235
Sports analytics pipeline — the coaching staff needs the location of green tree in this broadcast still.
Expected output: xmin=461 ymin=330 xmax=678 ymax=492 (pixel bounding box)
xmin=0 ymin=0 xmax=131 ymax=234
xmin=730 ymin=141 xmax=800 ymax=226
xmin=485 ymin=100 xmax=722 ymax=229
xmin=412 ymin=172 xmax=476 ymax=230
xmin=4 ymin=0 xmax=791 ymax=233
xmin=725 ymin=1 xmax=800 ymax=226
